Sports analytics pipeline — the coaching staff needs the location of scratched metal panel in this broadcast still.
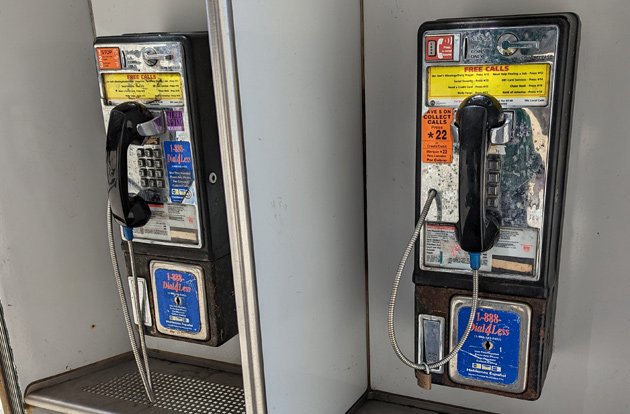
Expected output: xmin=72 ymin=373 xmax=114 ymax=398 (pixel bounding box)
xmin=418 ymin=25 xmax=558 ymax=281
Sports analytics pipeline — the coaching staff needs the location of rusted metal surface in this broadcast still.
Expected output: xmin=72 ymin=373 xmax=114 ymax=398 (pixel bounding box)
xmin=415 ymin=285 xmax=555 ymax=400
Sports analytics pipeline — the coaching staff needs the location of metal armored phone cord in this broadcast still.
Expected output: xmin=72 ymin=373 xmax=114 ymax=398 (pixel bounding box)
xmin=387 ymin=189 xmax=479 ymax=374
xmin=107 ymin=200 xmax=156 ymax=402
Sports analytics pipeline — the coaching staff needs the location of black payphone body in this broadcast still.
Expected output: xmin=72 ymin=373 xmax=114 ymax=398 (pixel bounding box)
xmin=389 ymin=13 xmax=579 ymax=401
xmin=95 ymin=33 xmax=236 ymax=348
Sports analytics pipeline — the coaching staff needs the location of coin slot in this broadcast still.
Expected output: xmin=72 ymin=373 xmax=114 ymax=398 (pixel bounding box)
xmin=463 ymin=37 xmax=468 ymax=60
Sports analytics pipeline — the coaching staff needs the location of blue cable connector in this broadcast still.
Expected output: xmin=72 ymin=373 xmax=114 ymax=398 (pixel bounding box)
xmin=122 ymin=226 xmax=134 ymax=241
xmin=469 ymin=252 xmax=481 ymax=270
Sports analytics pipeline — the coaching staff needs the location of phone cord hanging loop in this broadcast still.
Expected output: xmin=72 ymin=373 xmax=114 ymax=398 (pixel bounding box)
xmin=387 ymin=189 xmax=479 ymax=373
xmin=107 ymin=200 xmax=156 ymax=403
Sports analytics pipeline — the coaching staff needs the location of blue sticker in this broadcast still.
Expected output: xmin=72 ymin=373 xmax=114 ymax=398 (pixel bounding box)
xmin=164 ymin=141 xmax=194 ymax=203
xmin=456 ymin=306 xmax=522 ymax=385
xmin=154 ymin=268 xmax=201 ymax=334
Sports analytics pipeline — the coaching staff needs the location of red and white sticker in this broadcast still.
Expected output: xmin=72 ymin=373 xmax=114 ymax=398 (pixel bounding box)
xmin=425 ymin=34 xmax=460 ymax=62
xmin=96 ymin=47 xmax=122 ymax=70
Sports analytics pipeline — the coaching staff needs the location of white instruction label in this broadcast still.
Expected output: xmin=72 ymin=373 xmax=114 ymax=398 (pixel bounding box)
xmin=423 ymin=223 xmax=538 ymax=277
xmin=134 ymin=203 xmax=199 ymax=245
xmin=423 ymin=224 xmax=491 ymax=271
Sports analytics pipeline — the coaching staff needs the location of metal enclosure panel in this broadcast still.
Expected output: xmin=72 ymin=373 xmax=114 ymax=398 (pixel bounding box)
xmin=231 ymin=0 xmax=368 ymax=412
xmin=417 ymin=24 xmax=560 ymax=282
xmin=365 ymin=1 xmax=630 ymax=413
xmin=0 ymin=0 xmax=130 ymax=392
xmin=90 ymin=0 xmax=209 ymax=37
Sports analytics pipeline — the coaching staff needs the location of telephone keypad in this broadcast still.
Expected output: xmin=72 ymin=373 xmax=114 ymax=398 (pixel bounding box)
xmin=135 ymin=144 xmax=167 ymax=191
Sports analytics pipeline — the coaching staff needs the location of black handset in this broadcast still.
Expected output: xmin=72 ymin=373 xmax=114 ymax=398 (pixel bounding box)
xmin=454 ymin=94 xmax=503 ymax=253
xmin=106 ymin=101 xmax=154 ymax=228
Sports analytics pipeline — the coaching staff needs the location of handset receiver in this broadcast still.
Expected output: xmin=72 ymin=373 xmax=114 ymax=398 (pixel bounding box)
xmin=455 ymin=94 xmax=504 ymax=253
xmin=106 ymin=102 xmax=154 ymax=228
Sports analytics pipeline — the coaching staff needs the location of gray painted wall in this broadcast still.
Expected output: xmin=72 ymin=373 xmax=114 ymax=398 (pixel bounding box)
xmin=90 ymin=0 xmax=208 ymax=37
xmin=365 ymin=1 xmax=630 ymax=413
xmin=231 ymin=0 xmax=368 ymax=412
xmin=0 ymin=0 xmax=129 ymax=391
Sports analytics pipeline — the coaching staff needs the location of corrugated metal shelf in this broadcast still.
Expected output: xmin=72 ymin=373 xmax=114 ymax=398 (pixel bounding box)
xmin=25 ymin=352 xmax=244 ymax=414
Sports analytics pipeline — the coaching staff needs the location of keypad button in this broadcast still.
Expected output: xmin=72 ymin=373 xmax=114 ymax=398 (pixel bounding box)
xmin=156 ymin=170 xmax=164 ymax=178
xmin=488 ymin=173 xmax=499 ymax=184
xmin=487 ymin=197 xmax=499 ymax=208
xmin=145 ymin=149 xmax=153 ymax=158
xmin=138 ymin=159 xmax=146 ymax=167
xmin=146 ymin=159 xmax=154 ymax=167
xmin=154 ymin=149 xmax=162 ymax=157
xmin=155 ymin=160 xmax=163 ymax=168
xmin=149 ymin=179 xmax=157 ymax=187
xmin=488 ymin=160 xmax=501 ymax=171
xmin=140 ymin=178 xmax=148 ymax=187
xmin=147 ymin=169 xmax=156 ymax=178
xmin=136 ymin=149 xmax=144 ymax=157
xmin=139 ymin=169 xmax=147 ymax=177
xmin=488 ymin=185 xmax=499 ymax=196
xmin=157 ymin=180 xmax=165 ymax=188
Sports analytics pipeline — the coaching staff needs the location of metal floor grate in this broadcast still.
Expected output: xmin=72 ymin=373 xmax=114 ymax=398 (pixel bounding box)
xmin=83 ymin=371 xmax=245 ymax=414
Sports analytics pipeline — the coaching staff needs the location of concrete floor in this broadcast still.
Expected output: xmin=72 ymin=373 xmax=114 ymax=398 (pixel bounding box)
xmin=355 ymin=400 xmax=437 ymax=414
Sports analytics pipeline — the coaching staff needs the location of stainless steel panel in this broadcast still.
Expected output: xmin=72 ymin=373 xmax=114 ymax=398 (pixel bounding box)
xmin=25 ymin=355 xmax=244 ymax=414
xmin=418 ymin=25 xmax=559 ymax=281
xmin=95 ymin=41 xmax=202 ymax=248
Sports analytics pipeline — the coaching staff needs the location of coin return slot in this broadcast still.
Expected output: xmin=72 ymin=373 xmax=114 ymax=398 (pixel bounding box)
xmin=418 ymin=315 xmax=445 ymax=373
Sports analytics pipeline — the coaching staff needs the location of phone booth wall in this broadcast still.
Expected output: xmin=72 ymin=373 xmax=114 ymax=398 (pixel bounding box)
xmin=0 ymin=0 xmax=132 ymax=394
xmin=365 ymin=1 xmax=630 ymax=413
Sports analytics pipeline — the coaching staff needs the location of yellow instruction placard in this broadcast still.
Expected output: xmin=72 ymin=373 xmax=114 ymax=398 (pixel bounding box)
xmin=103 ymin=73 xmax=183 ymax=101
xmin=427 ymin=63 xmax=550 ymax=107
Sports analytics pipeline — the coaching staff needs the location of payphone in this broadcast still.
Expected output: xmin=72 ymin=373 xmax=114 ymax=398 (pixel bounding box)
xmin=388 ymin=14 xmax=580 ymax=400
xmin=95 ymin=33 xmax=237 ymax=400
